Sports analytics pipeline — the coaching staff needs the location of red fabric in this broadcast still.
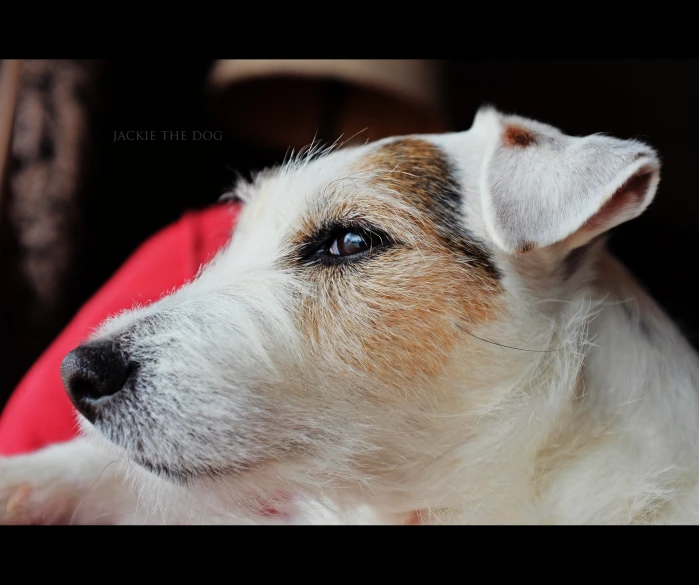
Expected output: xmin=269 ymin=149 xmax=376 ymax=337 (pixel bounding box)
xmin=0 ymin=203 xmax=239 ymax=456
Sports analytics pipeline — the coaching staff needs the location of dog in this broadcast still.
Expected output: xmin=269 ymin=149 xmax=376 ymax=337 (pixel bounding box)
xmin=2 ymin=106 xmax=698 ymax=525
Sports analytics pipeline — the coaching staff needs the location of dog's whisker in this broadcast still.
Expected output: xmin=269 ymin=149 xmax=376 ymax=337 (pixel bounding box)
xmin=457 ymin=325 xmax=568 ymax=353
xmin=69 ymin=458 xmax=122 ymax=525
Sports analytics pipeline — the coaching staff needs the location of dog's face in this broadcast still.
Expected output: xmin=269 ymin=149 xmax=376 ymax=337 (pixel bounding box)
xmin=62 ymin=108 xmax=661 ymax=514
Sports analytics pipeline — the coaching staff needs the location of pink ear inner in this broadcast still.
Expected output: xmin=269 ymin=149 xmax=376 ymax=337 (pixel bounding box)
xmin=566 ymin=166 xmax=656 ymax=248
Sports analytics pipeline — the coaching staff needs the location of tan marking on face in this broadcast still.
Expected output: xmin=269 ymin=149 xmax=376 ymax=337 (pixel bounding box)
xmin=364 ymin=138 xmax=455 ymax=211
xmin=292 ymin=138 xmax=502 ymax=392
xmin=503 ymin=125 xmax=536 ymax=148
xmin=302 ymin=247 xmax=499 ymax=392
xmin=362 ymin=138 xmax=500 ymax=284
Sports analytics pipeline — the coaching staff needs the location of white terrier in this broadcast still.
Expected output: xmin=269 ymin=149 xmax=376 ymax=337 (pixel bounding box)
xmin=2 ymin=107 xmax=698 ymax=525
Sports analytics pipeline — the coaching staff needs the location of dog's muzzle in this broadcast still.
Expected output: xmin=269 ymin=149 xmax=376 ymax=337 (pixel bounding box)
xmin=61 ymin=341 xmax=139 ymax=422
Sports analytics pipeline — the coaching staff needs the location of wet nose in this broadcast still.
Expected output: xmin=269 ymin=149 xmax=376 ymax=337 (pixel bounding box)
xmin=61 ymin=341 xmax=137 ymax=405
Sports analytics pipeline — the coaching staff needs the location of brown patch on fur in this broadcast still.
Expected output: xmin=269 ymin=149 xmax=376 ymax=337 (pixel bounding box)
xmin=293 ymin=139 xmax=504 ymax=393
xmin=299 ymin=246 xmax=500 ymax=389
xmin=362 ymin=138 xmax=501 ymax=283
xmin=503 ymin=125 xmax=536 ymax=148
xmin=517 ymin=241 xmax=536 ymax=253
xmin=358 ymin=251 xmax=497 ymax=382
xmin=364 ymin=138 xmax=453 ymax=211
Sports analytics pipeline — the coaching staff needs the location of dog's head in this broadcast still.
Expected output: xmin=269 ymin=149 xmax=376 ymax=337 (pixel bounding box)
xmin=61 ymin=107 xmax=660 ymax=517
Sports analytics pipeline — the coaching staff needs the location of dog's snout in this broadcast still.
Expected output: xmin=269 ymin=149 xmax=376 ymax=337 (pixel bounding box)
xmin=61 ymin=342 xmax=137 ymax=408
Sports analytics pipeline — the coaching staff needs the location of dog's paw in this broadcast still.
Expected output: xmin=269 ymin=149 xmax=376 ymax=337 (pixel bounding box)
xmin=0 ymin=455 xmax=83 ymax=525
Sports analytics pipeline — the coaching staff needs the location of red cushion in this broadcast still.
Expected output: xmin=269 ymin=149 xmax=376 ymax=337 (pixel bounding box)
xmin=0 ymin=203 xmax=240 ymax=456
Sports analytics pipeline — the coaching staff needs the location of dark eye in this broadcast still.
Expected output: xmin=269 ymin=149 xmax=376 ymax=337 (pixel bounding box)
xmin=299 ymin=222 xmax=392 ymax=265
xmin=328 ymin=231 xmax=371 ymax=256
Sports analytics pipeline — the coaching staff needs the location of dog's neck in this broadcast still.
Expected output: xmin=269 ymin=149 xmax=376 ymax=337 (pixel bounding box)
xmin=584 ymin=252 xmax=699 ymax=416
xmin=397 ymin=250 xmax=699 ymax=525
xmin=533 ymin=251 xmax=699 ymax=523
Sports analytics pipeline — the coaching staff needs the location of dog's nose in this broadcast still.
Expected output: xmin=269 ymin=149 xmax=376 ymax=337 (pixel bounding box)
xmin=61 ymin=342 xmax=137 ymax=404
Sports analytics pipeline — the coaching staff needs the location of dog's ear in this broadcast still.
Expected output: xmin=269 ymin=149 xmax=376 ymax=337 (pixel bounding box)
xmin=472 ymin=107 xmax=661 ymax=253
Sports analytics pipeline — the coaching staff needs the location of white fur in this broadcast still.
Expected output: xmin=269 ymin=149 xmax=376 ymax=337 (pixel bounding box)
xmin=1 ymin=108 xmax=698 ymax=524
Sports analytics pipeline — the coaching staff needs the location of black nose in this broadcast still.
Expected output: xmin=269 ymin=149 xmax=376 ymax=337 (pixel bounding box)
xmin=61 ymin=342 xmax=137 ymax=406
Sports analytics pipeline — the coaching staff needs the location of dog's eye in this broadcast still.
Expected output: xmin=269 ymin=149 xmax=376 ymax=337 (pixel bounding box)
xmin=328 ymin=231 xmax=371 ymax=256
xmin=299 ymin=222 xmax=392 ymax=265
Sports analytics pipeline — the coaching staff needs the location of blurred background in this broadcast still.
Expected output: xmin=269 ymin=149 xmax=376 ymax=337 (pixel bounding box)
xmin=0 ymin=59 xmax=697 ymax=407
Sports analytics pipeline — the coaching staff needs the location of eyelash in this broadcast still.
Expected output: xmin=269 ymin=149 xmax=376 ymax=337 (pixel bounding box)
xmin=299 ymin=222 xmax=393 ymax=265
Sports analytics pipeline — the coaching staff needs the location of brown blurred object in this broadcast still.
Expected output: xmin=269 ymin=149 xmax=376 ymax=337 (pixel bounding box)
xmin=0 ymin=60 xmax=104 ymax=401
xmin=206 ymin=60 xmax=448 ymax=151
xmin=0 ymin=60 xmax=22 ymax=231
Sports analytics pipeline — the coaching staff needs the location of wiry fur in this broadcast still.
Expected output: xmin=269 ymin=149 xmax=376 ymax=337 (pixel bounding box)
xmin=2 ymin=107 xmax=699 ymax=524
